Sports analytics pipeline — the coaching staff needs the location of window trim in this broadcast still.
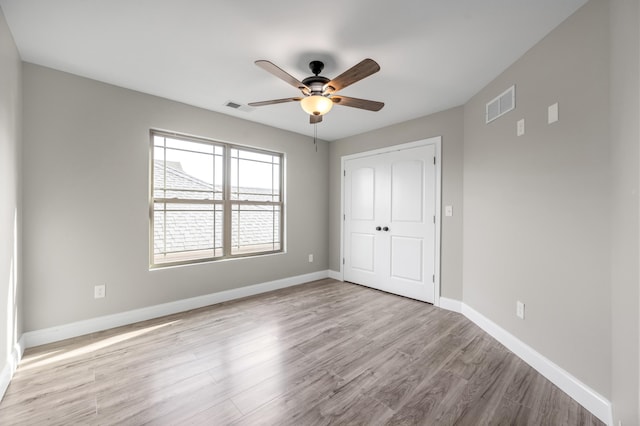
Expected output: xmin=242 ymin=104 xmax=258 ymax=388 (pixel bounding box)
xmin=149 ymin=129 xmax=284 ymax=269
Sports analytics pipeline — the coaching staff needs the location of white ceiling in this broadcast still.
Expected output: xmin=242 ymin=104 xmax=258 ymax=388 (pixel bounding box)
xmin=1 ymin=0 xmax=587 ymax=141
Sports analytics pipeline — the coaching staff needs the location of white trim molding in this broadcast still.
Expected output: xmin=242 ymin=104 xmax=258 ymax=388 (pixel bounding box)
xmin=439 ymin=298 xmax=613 ymax=426
xmin=328 ymin=270 xmax=342 ymax=281
xmin=0 ymin=336 xmax=25 ymax=402
xmin=22 ymin=270 xmax=329 ymax=349
xmin=438 ymin=297 xmax=463 ymax=312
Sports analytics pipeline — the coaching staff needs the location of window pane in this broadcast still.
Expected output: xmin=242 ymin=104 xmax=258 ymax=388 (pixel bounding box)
xmin=153 ymin=204 xmax=223 ymax=264
xmin=273 ymin=164 xmax=280 ymax=192
xmin=165 ymin=148 xmax=214 ymax=186
xmin=165 ymin=137 xmax=215 ymax=154
xmin=230 ymin=149 xmax=281 ymax=202
xmin=154 ymin=146 xmax=223 ymax=201
xmin=231 ymin=204 xmax=281 ymax=255
xmin=235 ymin=149 xmax=275 ymax=163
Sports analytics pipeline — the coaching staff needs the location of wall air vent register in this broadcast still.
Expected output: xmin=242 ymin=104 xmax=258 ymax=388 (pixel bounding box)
xmin=486 ymin=85 xmax=515 ymax=123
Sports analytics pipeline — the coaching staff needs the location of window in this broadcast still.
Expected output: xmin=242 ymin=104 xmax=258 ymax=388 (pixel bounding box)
xmin=150 ymin=130 xmax=283 ymax=267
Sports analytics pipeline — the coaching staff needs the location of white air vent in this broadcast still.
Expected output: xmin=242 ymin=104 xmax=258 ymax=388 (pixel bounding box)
xmin=223 ymin=101 xmax=254 ymax=113
xmin=486 ymin=85 xmax=515 ymax=123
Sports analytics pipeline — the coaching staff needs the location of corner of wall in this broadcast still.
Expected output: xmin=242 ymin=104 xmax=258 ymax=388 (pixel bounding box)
xmin=609 ymin=0 xmax=640 ymax=424
xmin=0 ymin=337 xmax=24 ymax=402
xmin=0 ymin=3 xmax=24 ymax=406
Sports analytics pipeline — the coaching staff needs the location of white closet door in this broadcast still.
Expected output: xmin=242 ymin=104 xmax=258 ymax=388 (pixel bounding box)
xmin=344 ymin=144 xmax=436 ymax=303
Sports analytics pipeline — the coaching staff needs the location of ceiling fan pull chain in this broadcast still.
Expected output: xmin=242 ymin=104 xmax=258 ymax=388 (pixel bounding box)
xmin=314 ymin=123 xmax=318 ymax=152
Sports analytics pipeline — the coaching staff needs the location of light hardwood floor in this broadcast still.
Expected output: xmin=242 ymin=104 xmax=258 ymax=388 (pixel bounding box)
xmin=0 ymin=279 xmax=603 ymax=425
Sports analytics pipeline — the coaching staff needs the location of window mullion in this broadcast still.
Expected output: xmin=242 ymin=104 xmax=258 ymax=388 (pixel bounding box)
xmin=162 ymin=138 xmax=167 ymax=258
xmin=211 ymin=147 xmax=218 ymax=257
xmin=280 ymin=156 xmax=284 ymax=252
xmin=223 ymin=145 xmax=232 ymax=257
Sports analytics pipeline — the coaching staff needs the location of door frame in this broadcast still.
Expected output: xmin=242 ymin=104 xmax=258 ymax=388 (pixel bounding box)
xmin=339 ymin=137 xmax=442 ymax=306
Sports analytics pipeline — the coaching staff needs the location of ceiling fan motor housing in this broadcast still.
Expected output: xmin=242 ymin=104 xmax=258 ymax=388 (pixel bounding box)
xmin=303 ymin=61 xmax=333 ymax=96
xmin=302 ymin=75 xmax=330 ymax=95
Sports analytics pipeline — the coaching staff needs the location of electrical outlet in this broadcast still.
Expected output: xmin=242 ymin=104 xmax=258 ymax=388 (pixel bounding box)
xmin=308 ymin=254 xmax=314 ymax=263
xmin=516 ymin=301 xmax=525 ymax=319
xmin=517 ymin=119 xmax=525 ymax=136
xmin=548 ymin=102 xmax=559 ymax=124
xmin=94 ymin=284 xmax=106 ymax=299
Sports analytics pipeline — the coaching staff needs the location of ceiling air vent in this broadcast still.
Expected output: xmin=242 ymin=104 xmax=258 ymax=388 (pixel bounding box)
xmin=223 ymin=101 xmax=254 ymax=112
xmin=486 ymin=85 xmax=515 ymax=123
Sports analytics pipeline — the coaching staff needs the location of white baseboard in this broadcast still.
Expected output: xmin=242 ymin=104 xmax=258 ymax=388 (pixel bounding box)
xmin=439 ymin=298 xmax=612 ymax=426
xmin=438 ymin=297 xmax=463 ymax=313
xmin=328 ymin=270 xmax=342 ymax=281
xmin=22 ymin=270 xmax=329 ymax=349
xmin=0 ymin=335 xmax=25 ymax=402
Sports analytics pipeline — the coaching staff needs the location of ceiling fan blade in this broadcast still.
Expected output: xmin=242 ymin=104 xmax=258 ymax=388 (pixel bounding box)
xmin=310 ymin=114 xmax=323 ymax=124
xmin=324 ymin=59 xmax=380 ymax=94
xmin=248 ymin=97 xmax=302 ymax=107
xmin=255 ymin=60 xmax=310 ymax=93
xmin=331 ymin=95 xmax=384 ymax=111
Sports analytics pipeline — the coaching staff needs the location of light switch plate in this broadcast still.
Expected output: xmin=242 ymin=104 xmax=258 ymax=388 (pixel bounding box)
xmin=517 ymin=119 xmax=525 ymax=136
xmin=548 ymin=103 xmax=559 ymax=124
xmin=516 ymin=301 xmax=525 ymax=319
xmin=445 ymin=205 xmax=453 ymax=217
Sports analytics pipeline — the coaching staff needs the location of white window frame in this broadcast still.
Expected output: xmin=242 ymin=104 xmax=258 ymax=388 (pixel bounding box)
xmin=149 ymin=130 xmax=284 ymax=268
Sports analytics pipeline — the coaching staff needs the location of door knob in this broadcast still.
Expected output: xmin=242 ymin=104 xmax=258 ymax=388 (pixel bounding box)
xmin=375 ymin=226 xmax=382 ymax=231
xmin=383 ymin=226 xmax=389 ymax=232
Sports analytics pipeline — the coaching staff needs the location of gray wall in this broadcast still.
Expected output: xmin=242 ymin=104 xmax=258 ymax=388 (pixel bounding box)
xmin=329 ymin=106 xmax=464 ymax=300
xmin=21 ymin=64 xmax=329 ymax=331
xmin=610 ymin=0 xmax=640 ymax=423
xmin=463 ymin=0 xmax=610 ymax=396
xmin=0 ymin=6 xmax=22 ymax=379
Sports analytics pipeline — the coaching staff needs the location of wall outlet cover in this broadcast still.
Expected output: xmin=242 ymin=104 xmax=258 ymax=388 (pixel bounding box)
xmin=94 ymin=284 xmax=106 ymax=299
xmin=548 ymin=103 xmax=559 ymax=124
xmin=517 ymin=119 xmax=525 ymax=136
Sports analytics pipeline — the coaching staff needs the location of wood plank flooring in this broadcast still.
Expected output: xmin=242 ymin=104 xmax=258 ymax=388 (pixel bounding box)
xmin=0 ymin=279 xmax=603 ymax=425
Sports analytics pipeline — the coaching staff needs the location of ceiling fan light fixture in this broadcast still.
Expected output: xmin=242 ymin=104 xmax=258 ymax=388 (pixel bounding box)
xmin=300 ymin=95 xmax=333 ymax=116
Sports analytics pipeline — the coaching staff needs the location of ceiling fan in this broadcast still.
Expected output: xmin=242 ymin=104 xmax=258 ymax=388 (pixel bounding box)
xmin=249 ymin=59 xmax=384 ymax=124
